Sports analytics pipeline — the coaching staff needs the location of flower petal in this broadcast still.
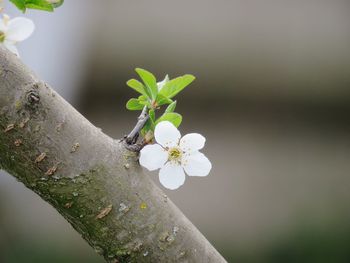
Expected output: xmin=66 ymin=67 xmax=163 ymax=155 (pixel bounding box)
xmin=139 ymin=144 xmax=168 ymax=171
xmin=180 ymin=133 xmax=206 ymax=152
xmin=3 ymin=41 xmax=19 ymax=56
xmin=6 ymin=17 xmax=35 ymax=42
xmin=0 ymin=19 xmax=6 ymax=32
xmin=154 ymin=121 xmax=181 ymax=148
xmin=0 ymin=14 xmax=10 ymax=32
xmin=183 ymin=151 xmax=212 ymax=177
xmin=159 ymin=162 xmax=185 ymax=190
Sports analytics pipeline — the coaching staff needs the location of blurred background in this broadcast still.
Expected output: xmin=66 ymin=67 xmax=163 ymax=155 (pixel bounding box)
xmin=1 ymin=0 xmax=350 ymax=262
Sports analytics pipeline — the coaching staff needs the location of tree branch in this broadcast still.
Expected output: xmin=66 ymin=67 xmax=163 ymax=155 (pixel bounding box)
xmin=0 ymin=47 xmax=227 ymax=263
xmin=125 ymin=106 xmax=149 ymax=145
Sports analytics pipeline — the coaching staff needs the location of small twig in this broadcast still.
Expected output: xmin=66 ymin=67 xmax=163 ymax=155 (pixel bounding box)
xmin=125 ymin=106 xmax=149 ymax=145
xmin=124 ymin=143 xmax=144 ymax=152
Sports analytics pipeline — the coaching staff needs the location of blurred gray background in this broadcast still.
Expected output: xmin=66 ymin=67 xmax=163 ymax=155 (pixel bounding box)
xmin=1 ymin=0 xmax=350 ymax=262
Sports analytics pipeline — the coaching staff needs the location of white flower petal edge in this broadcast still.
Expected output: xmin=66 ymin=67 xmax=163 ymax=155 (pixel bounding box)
xmin=180 ymin=133 xmax=206 ymax=152
xmin=0 ymin=20 xmax=6 ymax=32
xmin=0 ymin=15 xmax=35 ymax=57
xmin=139 ymin=144 xmax=168 ymax=171
xmin=6 ymin=17 xmax=35 ymax=42
xmin=3 ymin=40 xmax=19 ymax=56
xmin=154 ymin=121 xmax=181 ymax=148
xmin=159 ymin=162 xmax=186 ymax=190
xmin=183 ymin=151 xmax=212 ymax=177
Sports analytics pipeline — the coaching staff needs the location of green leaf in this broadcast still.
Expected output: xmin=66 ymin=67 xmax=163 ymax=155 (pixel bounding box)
xmin=127 ymin=79 xmax=148 ymax=97
xmin=138 ymin=95 xmax=150 ymax=107
xmin=160 ymin=74 xmax=195 ymax=99
xmin=165 ymin=101 xmax=177 ymax=113
xmin=156 ymin=94 xmax=173 ymax=106
xmin=149 ymin=109 xmax=155 ymax=123
xmin=144 ymin=109 xmax=156 ymax=136
xmin=10 ymin=0 xmax=63 ymax=12
xmin=135 ymin=68 xmax=158 ymax=100
xmin=156 ymin=112 xmax=182 ymax=128
xmin=10 ymin=0 xmax=26 ymax=11
xmin=126 ymin=98 xmax=144 ymax=111
xmin=26 ymin=2 xmax=54 ymax=12
xmin=49 ymin=0 xmax=64 ymax=8
xmin=157 ymin=74 xmax=169 ymax=90
xmin=141 ymin=119 xmax=152 ymax=137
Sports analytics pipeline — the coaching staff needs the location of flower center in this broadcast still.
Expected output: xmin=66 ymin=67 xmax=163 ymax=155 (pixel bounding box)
xmin=0 ymin=31 xmax=5 ymax=43
xmin=168 ymin=147 xmax=182 ymax=162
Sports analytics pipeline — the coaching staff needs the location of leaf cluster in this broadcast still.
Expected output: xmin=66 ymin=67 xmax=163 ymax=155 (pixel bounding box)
xmin=10 ymin=0 xmax=64 ymax=12
xmin=126 ymin=68 xmax=195 ymax=139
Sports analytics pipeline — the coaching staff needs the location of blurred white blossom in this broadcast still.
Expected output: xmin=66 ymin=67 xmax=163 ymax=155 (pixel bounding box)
xmin=0 ymin=14 xmax=35 ymax=56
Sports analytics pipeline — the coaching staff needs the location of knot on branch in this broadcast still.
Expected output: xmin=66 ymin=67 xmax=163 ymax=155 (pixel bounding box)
xmin=26 ymin=89 xmax=40 ymax=105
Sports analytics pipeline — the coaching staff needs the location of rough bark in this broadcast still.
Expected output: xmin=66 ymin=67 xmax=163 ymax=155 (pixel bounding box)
xmin=0 ymin=47 xmax=227 ymax=263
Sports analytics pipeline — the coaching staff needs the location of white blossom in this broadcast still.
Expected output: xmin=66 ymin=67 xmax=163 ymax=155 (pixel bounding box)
xmin=140 ymin=121 xmax=212 ymax=190
xmin=0 ymin=14 xmax=35 ymax=57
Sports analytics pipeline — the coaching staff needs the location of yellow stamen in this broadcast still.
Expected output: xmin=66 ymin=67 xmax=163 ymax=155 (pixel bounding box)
xmin=168 ymin=147 xmax=182 ymax=162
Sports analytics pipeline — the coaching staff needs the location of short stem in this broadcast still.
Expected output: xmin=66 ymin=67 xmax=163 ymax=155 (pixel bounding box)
xmin=125 ymin=106 xmax=149 ymax=144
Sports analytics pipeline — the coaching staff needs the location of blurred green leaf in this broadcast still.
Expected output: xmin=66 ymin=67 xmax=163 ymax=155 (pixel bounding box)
xmin=10 ymin=0 xmax=63 ymax=12
xmin=165 ymin=101 xmax=177 ymax=113
xmin=141 ymin=119 xmax=152 ymax=137
xmin=10 ymin=0 xmax=26 ymax=11
xmin=126 ymin=98 xmax=144 ymax=111
xmin=25 ymin=2 xmax=54 ymax=12
xmin=141 ymin=110 xmax=156 ymax=137
xmin=49 ymin=0 xmax=64 ymax=8
xmin=156 ymin=112 xmax=182 ymax=127
xmin=149 ymin=109 xmax=155 ymax=123
xmin=127 ymin=79 xmax=148 ymax=97
xmin=135 ymin=68 xmax=158 ymax=100
xmin=160 ymin=75 xmax=195 ymax=99
xmin=157 ymin=74 xmax=169 ymax=91
xmin=138 ymin=95 xmax=150 ymax=107
xmin=156 ymin=94 xmax=173 ymax=106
